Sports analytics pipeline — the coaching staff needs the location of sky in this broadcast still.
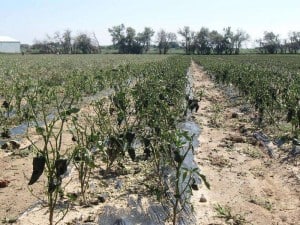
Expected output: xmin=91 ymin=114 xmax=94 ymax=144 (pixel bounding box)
xmin=1 ymin=0 xmax=299 ymax=47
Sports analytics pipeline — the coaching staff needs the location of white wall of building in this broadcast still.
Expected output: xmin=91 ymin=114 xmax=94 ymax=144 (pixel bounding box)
xmin=0 ymin=36 xmax=21 ymax=53
xmin=0 ymin=42 xmax=21 ymax=53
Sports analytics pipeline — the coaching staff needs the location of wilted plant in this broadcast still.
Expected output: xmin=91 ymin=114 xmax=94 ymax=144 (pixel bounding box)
xmin=169 ymin=130 xmax=210 ymax=225
xmin=92 ymin=83 xmax=137 ymax=175
xmin=26 ymin=85 xmax=79 ymax=225
xmin=70 ymin=115 xmax=97 ymax=204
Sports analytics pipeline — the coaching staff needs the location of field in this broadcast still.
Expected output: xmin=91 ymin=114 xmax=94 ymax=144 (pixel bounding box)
xmin=0 ymin=54 xmax=299 ymax=225
xmin=193 ymin=54 xmax=300 ymax=137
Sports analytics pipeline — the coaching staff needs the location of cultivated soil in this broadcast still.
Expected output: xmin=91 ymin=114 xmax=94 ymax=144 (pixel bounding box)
xmin=0 ymin=61 xmax=299 ymax=225
xmin=190 ymin=61 xmax=300 ymax=225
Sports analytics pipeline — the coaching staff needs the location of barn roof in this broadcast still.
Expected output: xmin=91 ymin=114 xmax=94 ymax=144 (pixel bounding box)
xmin=0 ymin=36 xmax=20 ymax=42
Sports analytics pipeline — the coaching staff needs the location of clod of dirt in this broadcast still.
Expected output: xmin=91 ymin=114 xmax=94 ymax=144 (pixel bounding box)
xmin=9 ymin=140 xmax=21 ymax=149
xmin=133 ymin=166 xmax=141 ymax=175
xmin=209 ymin=155 xmax=231 ymax=167
xmin=247 ymin=137 xmax=258 ymax=146
xmin=191 ymin=183 xmax=199 ymax=191
xmin=238 ymin=124 xmax=248 ymax=134
xmin=0 ymin=179 xmax=10 ymax=188
xmin=226 ymin=134 xmax=246 ymax=143
xmin=2 ymin=100 xmax=10 ymax=109
xmin=1 ymin=130 xmax=11 ymax=139
xmin=0 ymin=140 xmax=21 ymax=150
xmin=187 ymin=98 xmax=200 ymax=113
xmin=200 ymin=194 xmax=207 ymax=203
xmin=2 ymin=217 xmax=17 ymax=223
xmin=71 ymin=135 xmax=77 ymax=142
xmin=97 ymin=195 xmax=106 ymax=203
xmin=90 ymin=199 xmax=99 ymax=205
xmin=231 ymin=112 xmax=239 ymax=118
xmin=83 ymin=215 xmax=95 ymax=222
xmin=1 ymin=143 xmax=9 ymax=150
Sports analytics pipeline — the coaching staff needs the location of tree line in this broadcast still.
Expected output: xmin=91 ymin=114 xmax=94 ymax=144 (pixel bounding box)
xmin=24 ymin=25 xmax=300 ymax=54
xmin=257 ymin=31 xmax=300 ymax=54
xmin=24 ymin=30 xmax=101 ymax=54
xmin=108 ymin=24 xmax=250 ymax=55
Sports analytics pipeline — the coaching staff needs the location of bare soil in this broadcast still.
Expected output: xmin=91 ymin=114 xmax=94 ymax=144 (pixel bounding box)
xmin=190 ymin=61 xmax=300 ymax=225
xmin=0 ymin=61 xmax=299 ymax=225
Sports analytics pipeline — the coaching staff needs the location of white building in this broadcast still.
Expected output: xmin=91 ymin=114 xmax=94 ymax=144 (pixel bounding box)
xmin=0 ymin=36 xmax=21 ymax=53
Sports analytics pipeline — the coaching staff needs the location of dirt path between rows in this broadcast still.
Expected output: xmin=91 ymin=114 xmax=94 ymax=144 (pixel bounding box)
xmin=190 ymin=61 xmax=300 ymax=225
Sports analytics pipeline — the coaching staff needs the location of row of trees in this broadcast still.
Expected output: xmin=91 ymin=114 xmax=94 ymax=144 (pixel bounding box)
xmin=109 ymin=25 xmax=300 ymax=54
xmin=178 ymin=26 xmax=249 ymax=55
xmin=108 ymin=25 xmax=250 ymax=55
xmin=257 ymin=31 xmax=300 ymax=54
xmin=29 ymin=30 xmax=101 ymax=54
xmin=108 ymin=24 xmax=155 ymax=54
xmin=26 ymin=26 xmax=300 ymax=54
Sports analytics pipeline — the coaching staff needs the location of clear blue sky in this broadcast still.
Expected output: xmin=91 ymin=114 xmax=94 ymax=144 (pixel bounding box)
xmin=1 ymin=0 xmax=299 ymax=46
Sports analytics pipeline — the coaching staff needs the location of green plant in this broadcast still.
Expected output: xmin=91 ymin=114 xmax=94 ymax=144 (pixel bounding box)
xmin=249 ymin=197 xmax=273 ymax=211
xmin=210 ymin=103 xmax=223 ymax=127
xmin=196 ymin=89 xmax=205 ymax=100
xmin=192 ymin=54 xmax=300 ymax=136
xmin=0 ymin=54 xmax=210 ymax=224
xmin=26 ymin=85 xmax=79 ymax=225
xmin=70 ymin=116 xmax=97 ymax=205
xmin=214 ymin=204 xmax=247 ymax=225
xmin=169 ymin=130 xmax=210 ymax=225
xmin=92 ymin=95 xmax=136 ymax=175
xmin=242 ymin=146 xmax=262 ymax=158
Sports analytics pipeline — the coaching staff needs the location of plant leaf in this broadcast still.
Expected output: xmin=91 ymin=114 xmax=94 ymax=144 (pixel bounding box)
xmin=199 ymin=173 xmax=210 ymax=190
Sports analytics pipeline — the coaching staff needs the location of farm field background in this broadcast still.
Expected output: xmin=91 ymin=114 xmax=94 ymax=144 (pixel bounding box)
xmin=0 ymin=54 xmax=299 ymax=225
xmin=0 ymin=54 xmax=172 ymax=143
xmin=1 ymin=53 xmax=300 ymax=138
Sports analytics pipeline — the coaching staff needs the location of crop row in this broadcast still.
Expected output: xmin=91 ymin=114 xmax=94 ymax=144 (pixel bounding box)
xmin=0 ymin=54 xmax=169 ymax=131
xmin=193 ymin=55 xmax=300 ymax=137
xmin=1 ymin=55 xmax=204 ymax=224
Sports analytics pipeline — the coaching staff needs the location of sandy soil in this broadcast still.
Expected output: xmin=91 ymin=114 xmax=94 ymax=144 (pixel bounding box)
xmin=0 ymin=61 xmax=299 ymax=225
xmin=190 ymin=61 xmax=300 ymax=225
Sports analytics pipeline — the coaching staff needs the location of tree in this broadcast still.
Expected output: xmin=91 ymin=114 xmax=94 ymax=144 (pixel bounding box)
xmin=209 ymin=30 xmax=224 ymax=54
xmin=137 ymin=27 xmax=155 ymax=53
xmin=30 ymin=30 xmax=100 ymax=54
xmin=47 ymin=32 xmax=62 ymax=53
xmin=108 ymin=24 xmax=147 ymax=54
xmin=259 ymin=31 xmax=280 ymax=54
xmin=119 ymin=26 xmax=144 ymax=54
xmin=31 ymin=32 xmax=60 ymax=54
xmin=73 ymin=33 xmax=94 ymax=54
xmin=91 ymin=32 xmax=101 ymax=53
xmin=21 ymin=44 xmax=31 ymax=53
xmin=108 ymin=24 xmax=126 ymax=53
xmin=194 ymin=27 xmax=248 ymax=55
xmin=288 ymin=31 xmax=300 ymax=53
xmin=62 ymin=29 xmax=72 ymax=54
xmin=223 ymin=27 xmax=234 ymax=54
xmin=195 ymin=27 xmax=211 ymax=55
xmin=178 ymin=26 xmax=195 ymax=54
xmin=31 ymin=40 xmax=51 ymax=54
xmin=156 ymin=29 xmax=176 ymax=54
xmin=232 ymin=29 xmax=249 ymax=54
xmin=124 ymin=27 xmax=137 ymax=53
